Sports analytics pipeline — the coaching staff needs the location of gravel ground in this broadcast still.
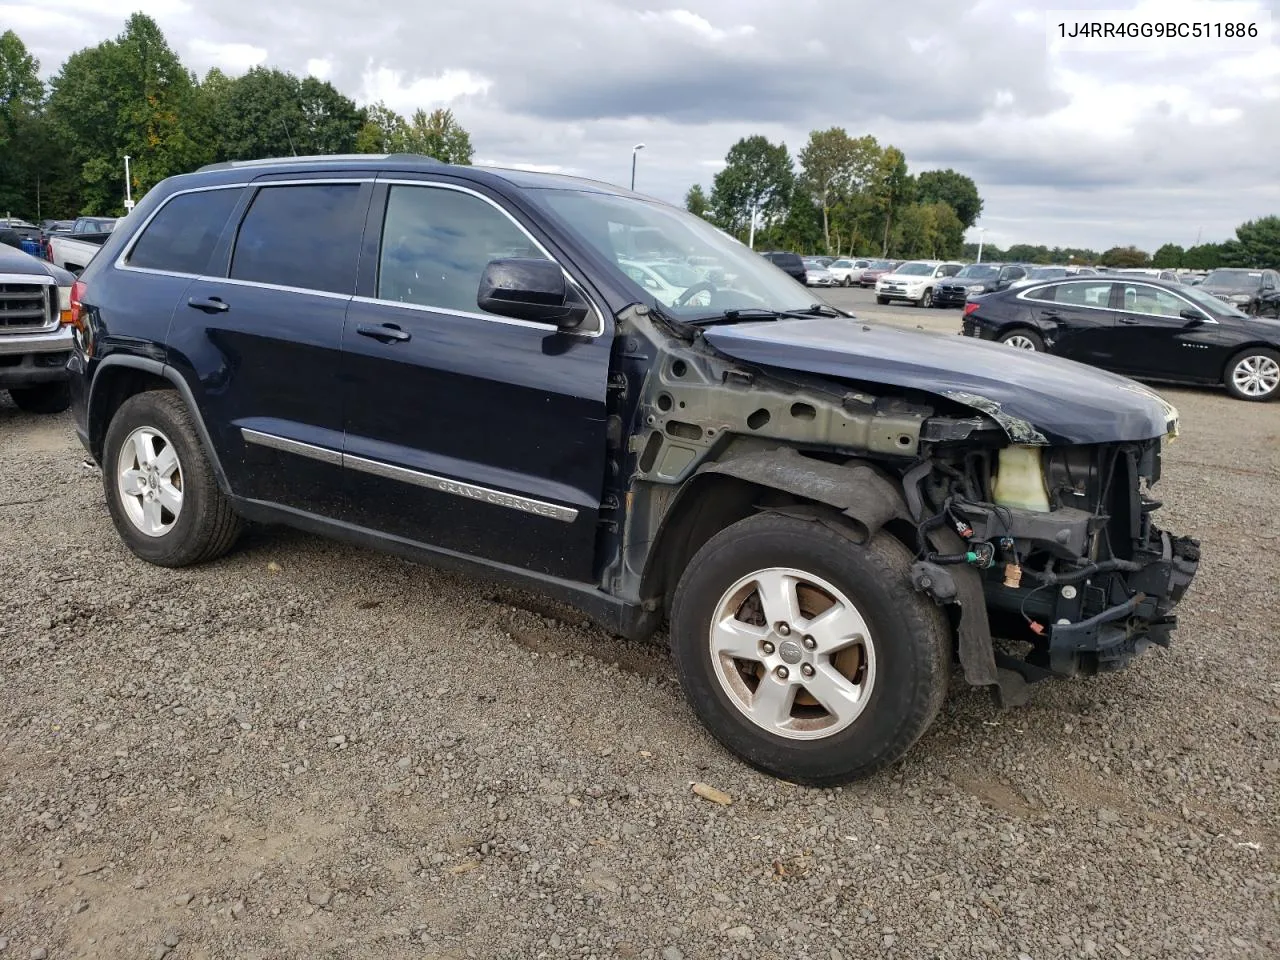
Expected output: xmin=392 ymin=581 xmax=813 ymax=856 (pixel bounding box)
xmin=1 ymin=367 xmax=1278 ymax=959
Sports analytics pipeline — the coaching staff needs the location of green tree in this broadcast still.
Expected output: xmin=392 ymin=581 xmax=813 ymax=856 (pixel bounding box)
xmin=709 ymin=135 xmax=795 ymax=243
xmin=1099 ymin=245 xmax=1150 ymax=267
xmin=401 ymin=107 xmax=473 ymax=164
xmin=355 ymin=101 xmax=409 ymax=153
xmin=916 ymin=168 xmax=983 ymax=230
xmin=891 ymin=201 xmax=964 ymax=259
xmin=869 ymin=146 xmax=913 ymax=256
xmin=1151 ymin=243 xmax=1185 ymax=268
xmin=47 ymin=14 xmax=202 ymax=213
xmin=1231 ymin=215 xmax=1280 ymax=267
xmin=1183 ymin=242 xmax=1224 ymax=270
xmin=1005 ymin=243 xmax=1053 ymax=264
xmin=684 ymin=183 xmax=710 ymax=219
xmin=798 ymin=128 xmax=878 ymax=254
xmin=0 ymin=30 xmax=48 ymax=217
xmin=217 ymin=67 xmax=360 ymax=161
xmin=298 ymin=76 xmax=360 ymax=154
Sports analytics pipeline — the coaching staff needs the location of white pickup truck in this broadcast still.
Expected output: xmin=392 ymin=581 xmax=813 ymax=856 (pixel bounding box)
xmin=46 ymin=216 xmax=118 ymax=275
xmin=0 ymin=241 xmax=77 ymax=413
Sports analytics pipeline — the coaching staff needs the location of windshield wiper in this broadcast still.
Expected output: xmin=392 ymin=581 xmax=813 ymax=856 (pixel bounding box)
xmin=690 ymin=303 xmax=846 ymax=326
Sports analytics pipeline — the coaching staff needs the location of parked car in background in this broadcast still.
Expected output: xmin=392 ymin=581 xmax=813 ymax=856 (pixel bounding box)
xmin=1199 ymin=268 xmax=1280 ymax=316
xmin=759 ymin=250 xmax=807 ymax=284
xmin=1010 ymin=266 xmax=1071 ymax=288
xmin=46 ymin=220 xmax=120 ymax=275
xmin=0 ymin=242 xmax=76 ymax=412
xmin=66 ymin=154 xmax=1198 ymax=785
xmin=933 ymin=263 xmax=1028 ymax=307
xmin=827 ymin=258 xmax=871 ymax=286
xmin=962 ymin=275 xmax=1280 ymax=401
xmin=857 ymin=259 xmax=900 ymax=288
xmin=875 ymin=260 xmax=963 ymax=307
xmin=618 ymin=259 xmax=712 ymax=308
xmin=1 ymin=217 xmax=42 ymax=257
xmin=1113 ymin=268 xmax=1181 ymax=283
xmin=802 ymin=259 xmax=837 ymax=286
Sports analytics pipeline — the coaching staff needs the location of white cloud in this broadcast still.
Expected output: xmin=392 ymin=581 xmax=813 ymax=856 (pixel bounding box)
xmin=306 ymin=57 xmax=333 ymax=80
xmin=638 ymin=9 xmax=755 ymax=43
xmin=359 ymin=66 xmax=493 ymax=114
xmin=187 ymin=39 xmax=267 ymax=74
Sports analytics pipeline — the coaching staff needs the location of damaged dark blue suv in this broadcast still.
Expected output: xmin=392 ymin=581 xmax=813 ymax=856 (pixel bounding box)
xmin=68 ymin=154 xmax=1199 ymax=785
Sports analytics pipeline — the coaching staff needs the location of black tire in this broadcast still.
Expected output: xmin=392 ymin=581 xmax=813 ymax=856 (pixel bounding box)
xmin=875 ymin=295 xmax=889 ymax=305
xmin=842 ymin=276 xmax=852 ymax=287
xmin=9 ymin=381 xmax=71 ymax=414
xmin=997 ymin=328 xmax=1045 ymax=351
xmin=1224 ymin=346 xmax=1280 ymax=402
xmin=669 ymin=513 xmax=950 ymax=786
xmin=919 ymin=288 xmax=933 ymax=308
xmin=102 ymin=390 xmax=243 ymax=566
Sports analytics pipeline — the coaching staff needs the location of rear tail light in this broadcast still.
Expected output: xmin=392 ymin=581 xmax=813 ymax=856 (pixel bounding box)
xmin=963 ymin=302 xmax=980 ymax=317
xmin=68 ymin=279 xmax=86 ymax=328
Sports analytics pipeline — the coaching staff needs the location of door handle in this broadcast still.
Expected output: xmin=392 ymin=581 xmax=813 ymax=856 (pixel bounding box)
xmin=356 ymin=322 xmax=411 ymax=343
xmin=1118 ymin=316 xmax=1141 ymax=325
xmin=188 ymin=296 xmax=229 ymax=314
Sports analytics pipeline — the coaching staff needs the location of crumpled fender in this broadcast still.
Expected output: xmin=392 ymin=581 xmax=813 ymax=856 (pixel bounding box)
xmin=698 ymin=448 xmax=906 ymax=543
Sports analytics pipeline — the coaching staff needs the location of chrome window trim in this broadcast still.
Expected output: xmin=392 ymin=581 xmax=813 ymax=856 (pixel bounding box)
xmin=240 ymin=428 xmax=578 ymax=523
xmin=210 ymin=276 xmax=352 ymax=301
xmin=1017 ymin=280 xmax=1118 ymax=314
xmin=115 ymin=182 xmax=249 ymax=273
xmin=1113 ymin=280 xmax=1219 ymax=324
xmin=373 ymin=178 xmax=604 ymax=337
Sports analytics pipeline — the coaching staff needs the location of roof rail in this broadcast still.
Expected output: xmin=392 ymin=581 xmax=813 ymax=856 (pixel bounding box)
xmin=195 ymin=153 xmax=443 ymax=172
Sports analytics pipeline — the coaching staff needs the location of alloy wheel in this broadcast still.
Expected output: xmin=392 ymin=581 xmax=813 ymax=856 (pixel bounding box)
xmin=1003 ymin=334 xmax=1038 ymax=350
xmin=708 ymin=567 xmax=876 ymax=741
xmin=117 ymin=426 xmax=184 ymax=537
xmin=1232 ymin=354 xmax=1280 ymax=398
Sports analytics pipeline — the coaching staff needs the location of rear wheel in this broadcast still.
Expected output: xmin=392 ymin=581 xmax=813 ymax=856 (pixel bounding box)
xmin=9 ymin=381 xmax=70 ymax=414
xmin=998 ymin=329 xmax=1044 ymax=351
xmin=1224 ymin=347 xmax=1280 ymax=401
xmin=103 ymin=390 xmax=244 ymax=566
xmin=669 ymin=513 xmax=950 ymax=785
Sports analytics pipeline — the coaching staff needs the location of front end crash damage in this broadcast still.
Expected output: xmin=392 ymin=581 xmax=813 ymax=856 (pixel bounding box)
xmin=604 ymin=305 xmax=1199 ymax=705
xmin=905 ymin=436 xmax=1199 ymax=702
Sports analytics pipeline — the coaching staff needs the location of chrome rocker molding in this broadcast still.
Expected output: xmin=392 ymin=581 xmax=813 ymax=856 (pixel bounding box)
xmin=240 ymin=428 xmax=579 ymax=523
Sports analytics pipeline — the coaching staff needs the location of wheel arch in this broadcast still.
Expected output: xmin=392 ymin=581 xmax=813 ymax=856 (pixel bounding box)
xmin=1220 ymin=342 xmax=1280 ymax=383
xmin=88 ymin=357 xmax=230 ymax=494
xmin=637 ymin=449 xmax=912 ymax=614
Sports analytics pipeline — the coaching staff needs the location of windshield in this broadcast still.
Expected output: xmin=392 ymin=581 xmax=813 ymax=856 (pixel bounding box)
xmin=1182 ymin=285 xmax=1248 ymax=318
xmin=1203 ymin=269 xmax=1261 ymax=292
xmin=955 ymin=265 xmax=999 ymax=279
xmin=650 ymin=262 xmax=703 ymax=286
xmin=535 ymin=189 xmax=814 ymax=316
xmin=895 ymin=262 xmax=935 ymax=276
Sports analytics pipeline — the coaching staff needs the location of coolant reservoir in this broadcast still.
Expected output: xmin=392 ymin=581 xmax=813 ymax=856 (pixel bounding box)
xmin=993 ymin=446 xmax=1051 ymax=512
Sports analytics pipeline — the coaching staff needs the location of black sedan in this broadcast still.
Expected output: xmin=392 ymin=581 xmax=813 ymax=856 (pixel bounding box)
xmin=962 ymin=275 xmax=1280 ymax=401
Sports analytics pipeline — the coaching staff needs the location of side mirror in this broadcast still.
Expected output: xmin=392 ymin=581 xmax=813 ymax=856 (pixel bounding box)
xmin=1179 ymin=308 xmax=1205 ymax=325
xmin=477 ymin=258 xmax=587 ymax=331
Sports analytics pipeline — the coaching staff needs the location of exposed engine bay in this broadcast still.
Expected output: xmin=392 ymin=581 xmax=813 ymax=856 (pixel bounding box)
xmin=905 ymin=436 xmax=1200 ymax=689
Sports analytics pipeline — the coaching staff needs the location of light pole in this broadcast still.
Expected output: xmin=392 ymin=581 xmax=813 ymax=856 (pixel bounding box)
xmin=630 ymin=143 xmax=645 ymax=191
xmin=123 ymin=155 xmax=134 ymax=212
xmin=748 ymin=201 xmax=758 ymax=250
xmin=976 ymin=226 xmax=985 ymax=263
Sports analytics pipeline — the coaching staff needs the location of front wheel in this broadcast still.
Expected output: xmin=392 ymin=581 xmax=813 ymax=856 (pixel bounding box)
xmin=1225 ymin=347 xmax=1280 ymax=401
xmin=842 ymin=276 xmax=852 ymax=287
xmin=9 ymin=381 xmax=70 ymax=414
xmin=918 ymin=288 xmax=933 ymax=308
xmin=998 ymin=329 xmax=1045 ymax=351
xmin=875 ymin=295 xmax=889 ymax=305
xmin=669 ymin=513 xmax=950 ymax=785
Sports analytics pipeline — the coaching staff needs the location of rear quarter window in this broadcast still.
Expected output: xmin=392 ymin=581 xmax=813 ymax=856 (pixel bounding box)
xmin=126 ymin=188 xmax=243 ymax=275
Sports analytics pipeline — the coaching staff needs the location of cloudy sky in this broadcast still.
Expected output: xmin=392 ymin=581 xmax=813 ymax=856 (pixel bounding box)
xmin=5 ymin=0 xmax=1279 ymax=251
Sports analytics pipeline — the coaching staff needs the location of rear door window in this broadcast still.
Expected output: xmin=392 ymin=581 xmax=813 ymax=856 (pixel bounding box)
xmin=1049 ymin=281 xmax=1114 ymax=308
xmin=126 ymin=188 xmax=242 ymax=275
xmin=231 ymin=184 xmax=366 ymax=295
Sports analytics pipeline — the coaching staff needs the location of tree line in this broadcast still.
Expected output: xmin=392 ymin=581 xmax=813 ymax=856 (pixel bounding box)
xmin=0 ymin=16 xmax=475 ymax=219
xmin=684 ymin=131 xmax=983 ymax=261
